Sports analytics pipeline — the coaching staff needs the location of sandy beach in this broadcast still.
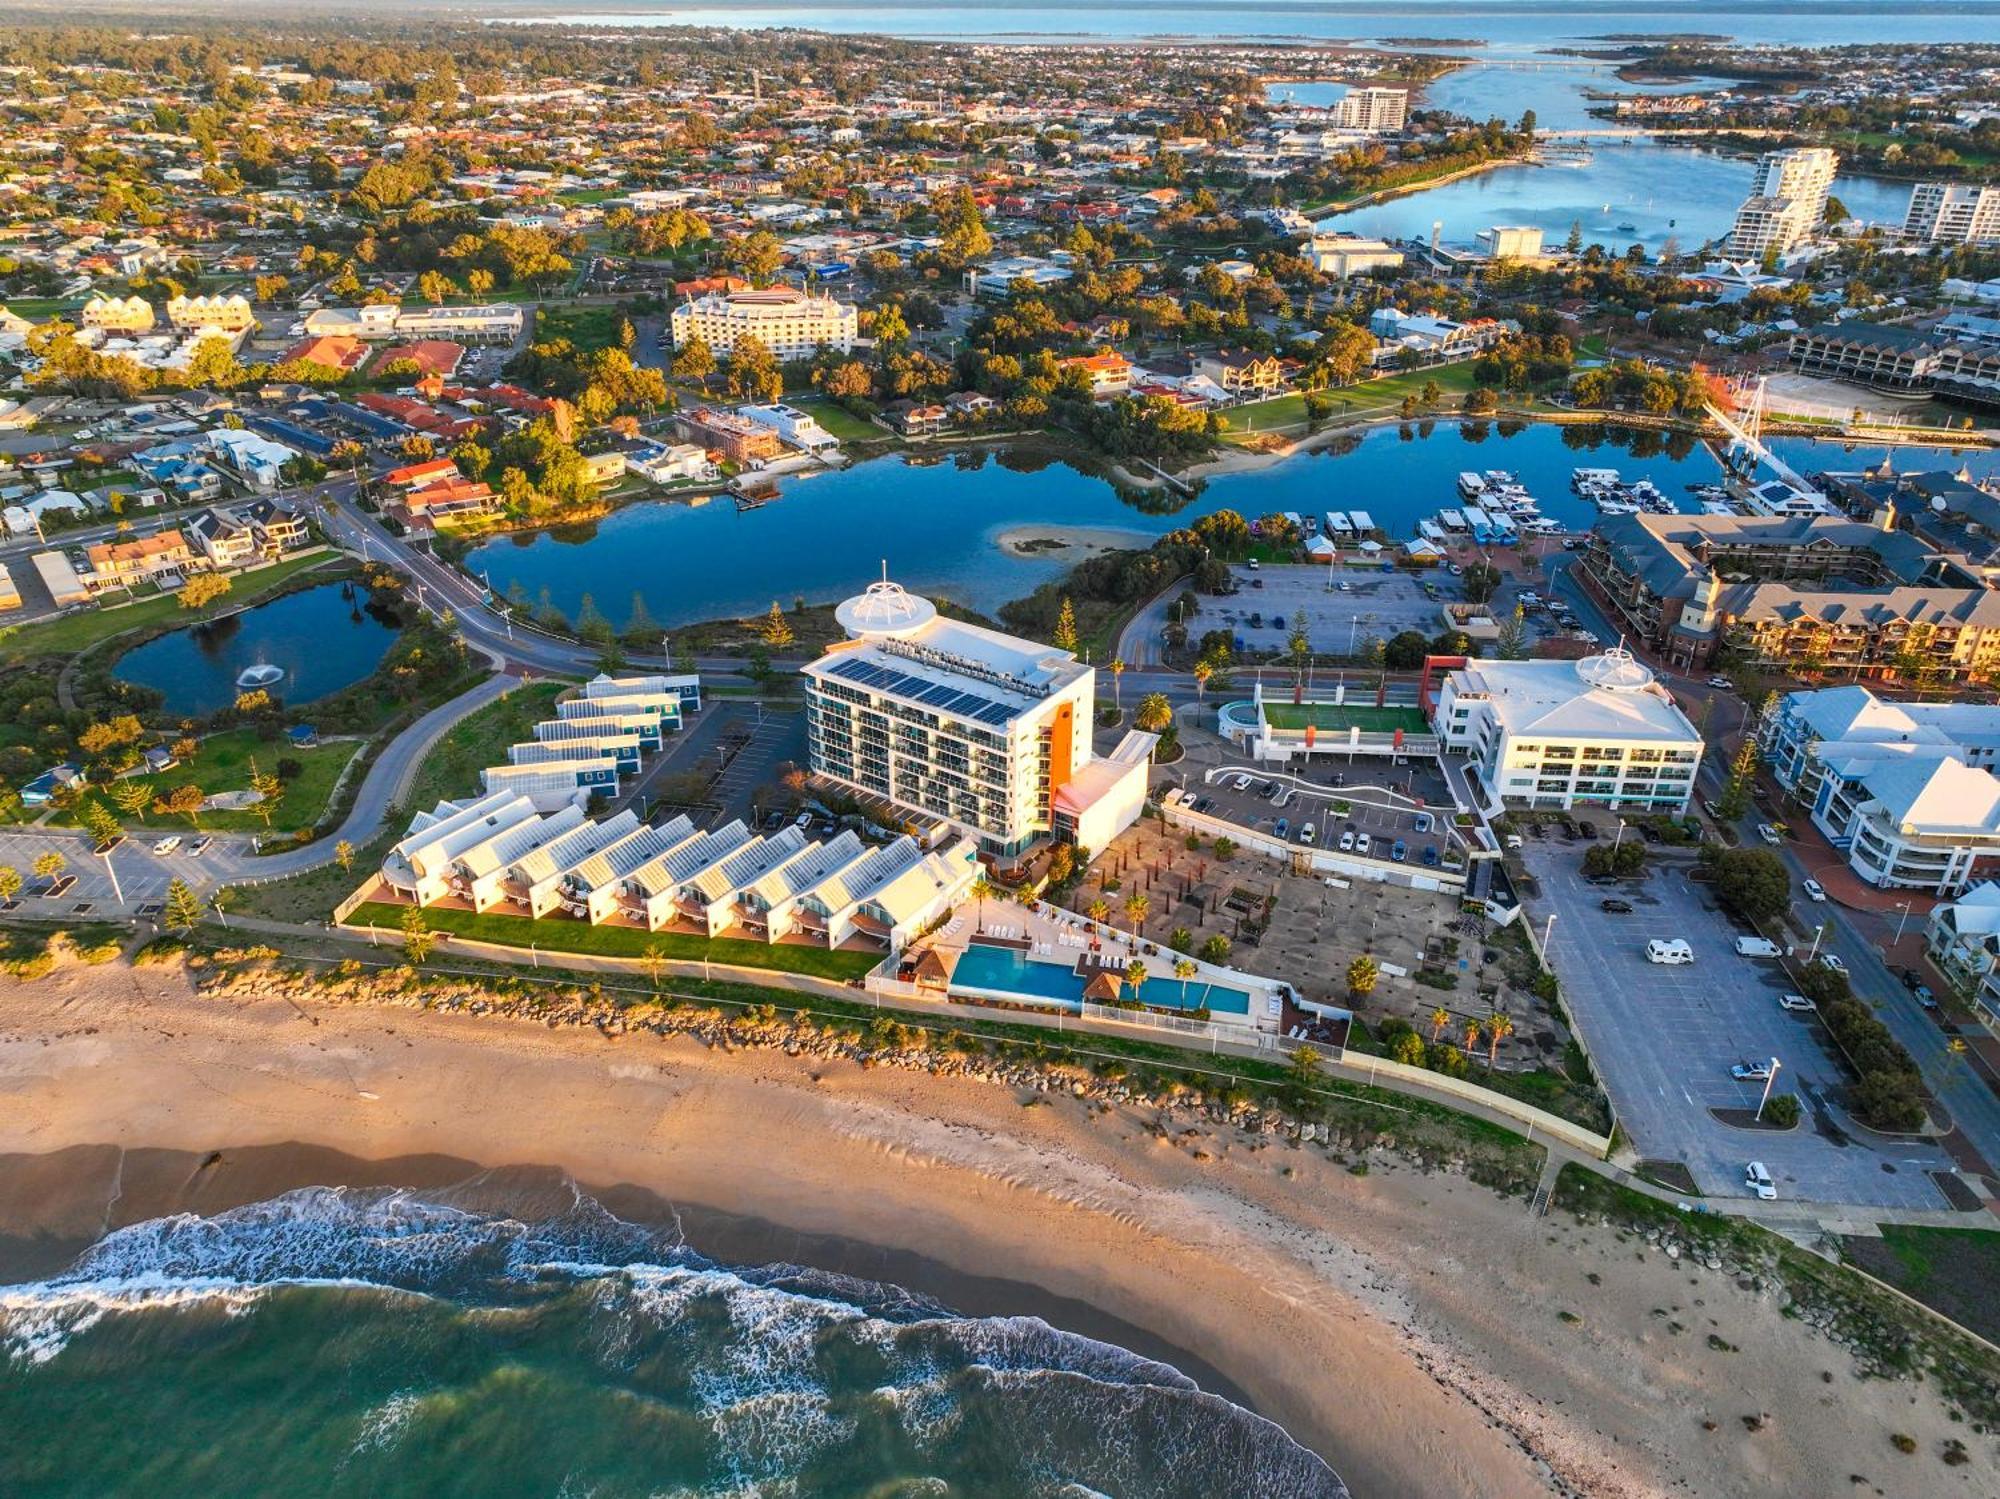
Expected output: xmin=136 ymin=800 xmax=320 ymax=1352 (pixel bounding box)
xmin=0 ymin=957 xmax=1991 ymax=1499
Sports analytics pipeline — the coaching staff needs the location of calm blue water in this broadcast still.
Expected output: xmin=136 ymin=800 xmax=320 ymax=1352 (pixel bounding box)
xmin=113 ymin=581 xmax=401 ymax=716
xmin=0 ymin=1186 xmax=1344 ymax=1497
xmin=464 ymin=427 xmax=1999 ymax=628
xmin=510 ymin=4 xmax=2000 ymax=47
xmin=1271 ymin=63 xmax=1740 ymax=131
xmin=953 ymin=940 xmax=1255 ymax=1014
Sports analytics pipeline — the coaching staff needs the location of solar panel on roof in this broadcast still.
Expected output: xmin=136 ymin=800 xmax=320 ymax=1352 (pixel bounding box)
xmin=919 ymin=683 xmax=961 ymax=707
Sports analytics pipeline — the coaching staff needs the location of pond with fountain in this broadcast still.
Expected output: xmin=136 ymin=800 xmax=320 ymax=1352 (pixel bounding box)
xmin=112 ymin=579 xmax=404 ymax=718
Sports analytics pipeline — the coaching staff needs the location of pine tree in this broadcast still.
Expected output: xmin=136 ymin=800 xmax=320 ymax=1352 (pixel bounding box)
xmin=576 ymin=592 xmax=613 ymax=643
xmin=761 ymin=601 xmax=795 ymax=650
xmin=163 ymin=877 xmax=203 ymax=932
xmin=247 ymin=758 xmax=285 ymax=828
xmin=1051 ymin=596 xmax=1079 ymax=653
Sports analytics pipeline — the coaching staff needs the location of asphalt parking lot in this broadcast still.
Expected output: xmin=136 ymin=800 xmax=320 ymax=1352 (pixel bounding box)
xmin=1214 ymin=563 xmax=1559 ymax=658
xmin=1191 ymin=761 xmax=1459 ymax=860
xmin=1519 ymin=845 xmax=1958 ymax=1209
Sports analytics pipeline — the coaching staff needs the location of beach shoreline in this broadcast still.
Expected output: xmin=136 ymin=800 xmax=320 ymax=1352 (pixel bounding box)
xmin=0 ymin=958 xmax=1992 ymax=1498
xmin=993 ymin=521 xmax=1160 ymax=561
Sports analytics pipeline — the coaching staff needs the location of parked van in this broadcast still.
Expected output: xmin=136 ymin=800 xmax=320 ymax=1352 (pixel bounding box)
xmin=1646 ymin=938 xmax=1695 ymax=965
xmin=1744 ymin=1161 xmax=1777 ymax=1201
xmin=1734 ymin=936 xmax=1782 ymax=959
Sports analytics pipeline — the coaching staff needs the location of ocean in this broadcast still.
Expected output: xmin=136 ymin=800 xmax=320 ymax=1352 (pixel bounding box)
xmin=0 ymin=1184 xmax=1347 ymax=1498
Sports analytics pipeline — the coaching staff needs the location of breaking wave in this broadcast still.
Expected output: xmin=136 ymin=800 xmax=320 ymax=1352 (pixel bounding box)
xmin=0 ymin=1185 xmax=1347 ymax=1498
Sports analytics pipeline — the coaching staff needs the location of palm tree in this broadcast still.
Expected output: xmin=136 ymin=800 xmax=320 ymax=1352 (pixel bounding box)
xmin=1485 ymin=1013 xmax=1514 ymax=1067
xmin=1170 ymin=925 xmax=1192 ymax=952
xmin=1174 ymin=957 xmax=1197 ymax=1005
xmin=1191 ymin=659 xmax=1213 ymax=709
xmin=1124 ymin=959 xmax=1148 ymax=999
xmin=1086 ymin=897 xmax=1109 ymax=926
xmin=1110 ymin=656 xmax=1125 ymax=712
xmin=1124 ymin=891 xmax=1149 ymax=930
xmin=1428 ymin=1004 xmax=1450 ymax=1043
xmin=1463 ymin=1018 xmax=1482 ymax=1056
xmin=971 ymin=873 xmax=993 ymax=933
xmin=1346 ymin=953 xmax=1379 ymax=999
xmin=641 ymin=941 xmax=668 ymax=992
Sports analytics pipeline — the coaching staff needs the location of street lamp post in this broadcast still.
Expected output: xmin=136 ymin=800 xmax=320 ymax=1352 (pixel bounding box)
xmin=1612 ymin=818 xmax=1627 ymax=851
xmin=1542 ymin=911 xmax=1557 ymax=953
xmin=1807 ymin=923 xmax=1827 ymax=963
xmin=1893 ymin=901 xmax=1913 ymax=943
xmin=1756 ymin=1056 xmax=1783 ymax=1121
xmin=101 ymin=847 xmax=123 ymax=907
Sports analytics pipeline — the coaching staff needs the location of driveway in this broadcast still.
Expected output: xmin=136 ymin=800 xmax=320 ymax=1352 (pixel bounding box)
xmin=1519 ymin=844 xmax=1960 ymax=1210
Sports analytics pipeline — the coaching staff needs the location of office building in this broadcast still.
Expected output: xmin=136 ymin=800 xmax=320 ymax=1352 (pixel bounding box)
xmin=1724 ymin=147 xmax=1838 ymax=260
xmin=1902 ymin=182 xmax=2000 ymax=247
xmin=802 ymin=575 xmax=1155 ymax=859
xmin=1303 ymin=234 xmax=1405 ymax=278
xmin=669 ymin=285 xmax=857 ymax=358
xmin=1430 ymin=649 xmax=1704 ymax=813
xmin=1762 ymin=686 xmax=2000 ymax=895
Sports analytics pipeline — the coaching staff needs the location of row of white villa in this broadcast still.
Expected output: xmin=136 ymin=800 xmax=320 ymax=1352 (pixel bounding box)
xmin=382 ymin=790 xmax=978 ymax=953
xmin=476 ymin=672 xmax=703 ymax=810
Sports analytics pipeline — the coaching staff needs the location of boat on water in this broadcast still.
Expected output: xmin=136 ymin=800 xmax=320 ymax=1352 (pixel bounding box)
xmin=1348 ymin=509 xmax=1376 ymax=536
xmin=1438 ymin=507 xmax=1469 ymax=532
xmin=1457 ymin=470 xmax=1487 ymax=497
xmin=1325 ymin=509 xmax=1355 ymax=537
xmin=1573 ymin=467 xmax=1620 ymax=491
xmin=1617 ymin=222 xmax=1637 ymax=233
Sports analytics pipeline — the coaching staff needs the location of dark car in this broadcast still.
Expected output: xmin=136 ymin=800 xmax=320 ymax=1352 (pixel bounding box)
xmin=1600 ymin=897 xmax=1634 ymax=913
xmin=1640 ymin=824 xmax=1662 ymax=844
xmin=1576 ymin=820 xmax=1599 ymax=839
xmin=1391 ymin=839 xmax=1407 ymax=862
xmin=1421 ymin=845 xmax=1439 ymax=866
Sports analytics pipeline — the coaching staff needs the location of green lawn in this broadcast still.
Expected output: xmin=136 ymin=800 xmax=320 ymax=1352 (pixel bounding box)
xmin=406 ymin=680 xmax=569 ymax=809
xmin=534 ymin=304 xmax=624 ymax=351
xmin=1843 ymin=1224 xmax=2000 ymax=1347
xmin=68 ymin=729 xmax=360 ymax=837
xmin=789 ymin=397 xmax=886 ymax=444
xmin=1262 ymin=703 xmax=1431 ymax=735
xmin=1222 ymin=362 xmax=1481 ymax=444
xmin=2 ymin=552 xmax=338 ymax=668
xmin=345 ymin=901 xmax=880 ymax=982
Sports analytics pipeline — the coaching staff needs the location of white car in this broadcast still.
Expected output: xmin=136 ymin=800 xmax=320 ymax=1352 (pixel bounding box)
xmin=1233 ymin=774 xmax=1252 ymax=791
xmin=1778 ymin=993 xmax=1815 ymax=1012
xmin=1730 ymin=1061 xmax=1773 ymax=1082
xmin=1745 ymin=1162 xmax=1777 ymax=1201
xmin=152 ymin=835 xmax=182 ymax=856
xmin=1299 ymin=822 xmax=1316 ymax=845
xmin=1819 ymin=953 xmax=1848 ymax=976
xmin=1757 ymin=823 xmax=1782 ymax=846
xmin=1338 ymin=830 xmax=1355 ymax=852
xmin=1355 ymin=832 xmax=1372 ymax=856
xmin=1707 ymin=675 xmax=1733 ymax=689
xmin=1802 ymin=878 xmax=1827 ymax=902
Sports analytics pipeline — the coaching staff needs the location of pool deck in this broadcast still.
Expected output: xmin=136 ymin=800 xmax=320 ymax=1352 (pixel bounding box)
xmin=907 ymin=898 xmax=1282 ymax=1029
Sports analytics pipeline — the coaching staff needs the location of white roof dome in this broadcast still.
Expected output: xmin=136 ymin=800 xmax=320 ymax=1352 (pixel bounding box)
xmin=835 ymin=574 xmax=936 ymax=638
xmin=1575 ymin=646 xmax=1655 ymax=693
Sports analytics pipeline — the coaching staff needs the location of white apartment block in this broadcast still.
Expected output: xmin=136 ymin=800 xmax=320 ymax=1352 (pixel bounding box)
xmin=1332 ymin=87 xmax=1408 ymax=132
xmin=1902 ymin=182 xmax=2000 ymax=247
xmin=737 ymin=402 xmax=839 ymax=452
xmin=670 ymin=286 xmax=857 ymax=358
xmin=1724 ymin=147 xmax=1838 ymax=260
xmin=1761 ymin=685 xmax=2000 ymax=895
xmin=1431 ymin=649 xmax=1704 ymax=813
xmin=302 ymin=303 xmax=524 ymax=343
xmin=1303 ymin=234 xmax=1405 ymax=278
xmin=803 ymin=577 xmax=1154 ymax=860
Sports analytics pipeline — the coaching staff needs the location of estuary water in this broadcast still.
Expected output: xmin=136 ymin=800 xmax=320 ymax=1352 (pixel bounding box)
xmin=0 ymin=1186 xmax=1345 ymax=1499
xmin=463 ymin=423 xmax=1978 ymax=630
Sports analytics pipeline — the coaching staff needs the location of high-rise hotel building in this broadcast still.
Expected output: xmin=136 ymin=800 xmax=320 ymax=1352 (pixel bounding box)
xmin=803 ymin=577 xmax=1154 ymax=860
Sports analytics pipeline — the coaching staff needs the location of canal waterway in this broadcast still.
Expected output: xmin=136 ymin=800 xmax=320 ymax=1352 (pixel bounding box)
xmin=462 ymin=424 xmax=1992 ymax=631
xmin=113 ymin=581 xmax=403 ymax=717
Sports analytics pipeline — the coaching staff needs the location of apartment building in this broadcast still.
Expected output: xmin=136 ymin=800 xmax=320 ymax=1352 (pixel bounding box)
xmin=1194 ymin=349 xmax=1284 ymax=397
xmin=1332 ymin=86 xmax=1408 ymax=132
xmin=802 ymin=577 xmax=1153 ymax=860
xmin=166 ymin=294 xmax=255 ymax=333
xmin=1579 ymin=510 xmax=2000 ymax=678
xmin=1762 ymin=685 xmax=2000 ymax=895
xmin=1787 ymin=321 xmax=1941 ymax=391
xmin=1430 ymin=649 xmax=1704 ymax=813
xmin=1303 ymin=233 xmax=1405 ymax=278
xmin=81 ymin=295 xmax=155 ymax=334
xmin=678 ymin=407 xmax=784 ymax=465
xmin=737 ymin=402 xmax=839 ymax=452
xmin=1925 ymin=882 xmax=2000 ymax=1028
xmin=1724 ymin=147 xmax=1838 ymax=260
xmin=1902 ymin=182 xmax=2000 ymax=246
xmin=669 ymin=286 xmax=857 ymax=357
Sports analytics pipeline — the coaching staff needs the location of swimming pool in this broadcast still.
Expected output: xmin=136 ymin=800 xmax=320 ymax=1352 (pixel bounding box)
xmin=949 ymin=942 xmax=1253 ymax=1017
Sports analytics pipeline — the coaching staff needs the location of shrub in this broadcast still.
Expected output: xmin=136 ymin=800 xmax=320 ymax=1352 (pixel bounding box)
xmin=1761 ymin=1093 xmax=1800 ymax=1128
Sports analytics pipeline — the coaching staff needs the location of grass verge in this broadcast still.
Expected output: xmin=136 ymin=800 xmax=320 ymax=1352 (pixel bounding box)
xmin=344 ymin=900 xmax=882 ymax=982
